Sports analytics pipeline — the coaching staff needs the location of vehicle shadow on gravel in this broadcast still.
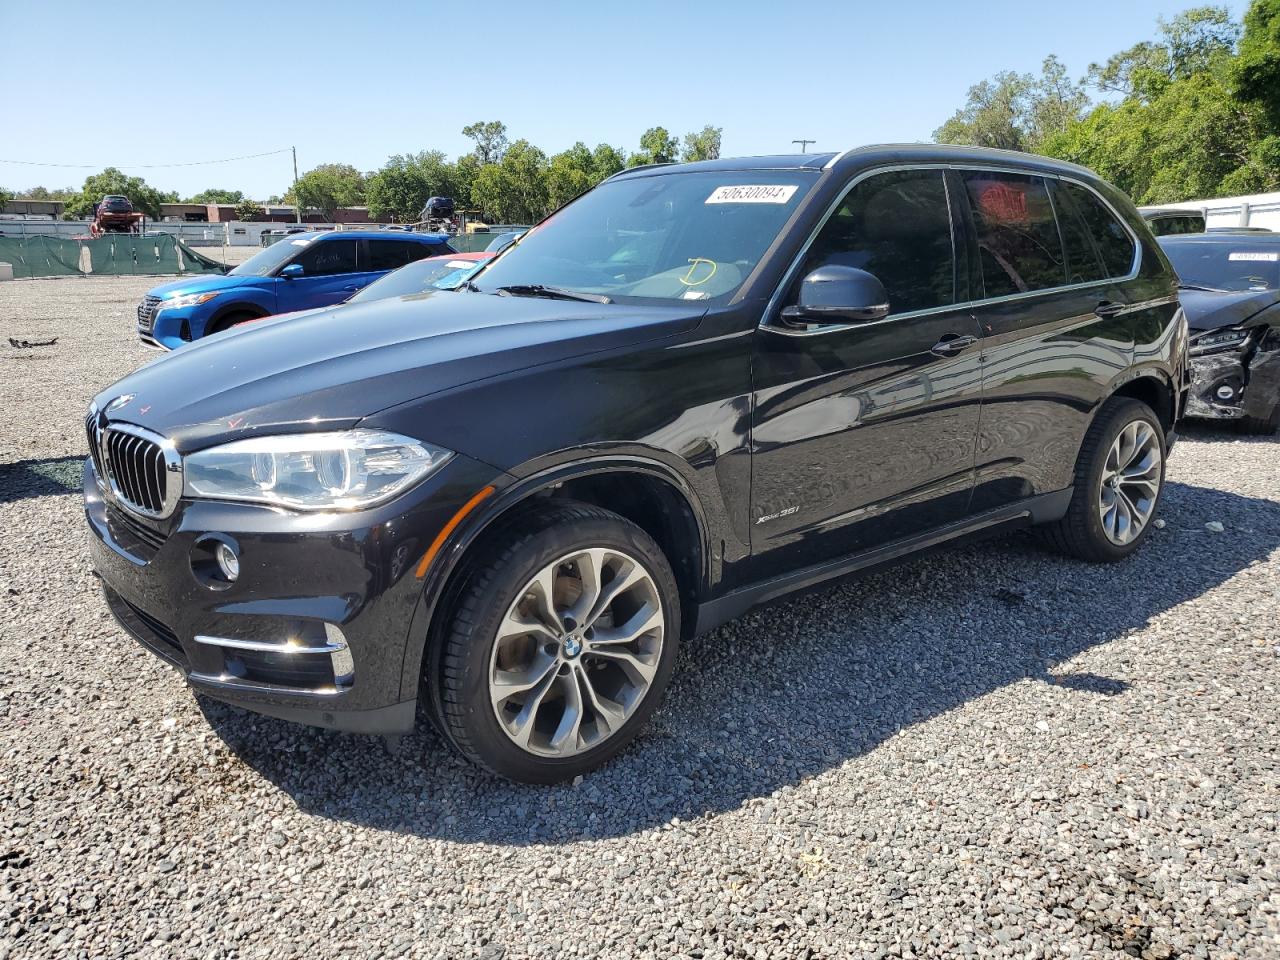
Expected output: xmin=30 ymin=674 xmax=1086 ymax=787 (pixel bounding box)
xmin=0 ymin=456 xmax=83 ymax=504
xmin=200 ymin=478 xmax=1280 ymax=845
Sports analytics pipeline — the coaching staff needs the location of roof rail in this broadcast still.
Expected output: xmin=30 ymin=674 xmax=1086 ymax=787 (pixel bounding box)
xmin=605 ymin=161 xmax=675 ymax=180
xmin=822 ymin=148 xmax=856 ymax=170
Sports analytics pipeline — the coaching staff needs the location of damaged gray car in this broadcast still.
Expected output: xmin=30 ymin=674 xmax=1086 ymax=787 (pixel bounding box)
xmin=1159 ymin=233 xmax=1280 ymax=434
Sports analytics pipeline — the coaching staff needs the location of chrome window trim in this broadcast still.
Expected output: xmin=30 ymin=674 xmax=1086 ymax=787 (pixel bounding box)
xmin=762 ymin=162 xmax=1143 ymax=338
xmin=98 ymin=421 xmax=183 ymax=520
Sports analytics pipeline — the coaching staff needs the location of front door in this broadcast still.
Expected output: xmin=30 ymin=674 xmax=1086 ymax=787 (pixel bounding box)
xmin=278 ymin=238 xmax=362 ymax=312
xmin=750 ymin=167 xmax=985 ymax=573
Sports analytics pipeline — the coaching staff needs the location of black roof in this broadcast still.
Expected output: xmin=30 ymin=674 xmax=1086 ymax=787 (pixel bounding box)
xmin=611 ymin=144 xmax=1100 ymax=181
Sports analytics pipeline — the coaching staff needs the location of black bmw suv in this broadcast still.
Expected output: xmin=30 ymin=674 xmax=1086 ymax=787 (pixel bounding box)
xmin=85 ymin=145 xmax=1188 ymax=783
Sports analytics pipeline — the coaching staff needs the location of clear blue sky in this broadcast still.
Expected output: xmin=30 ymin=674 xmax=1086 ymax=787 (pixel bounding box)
xmin=0 ymin=0 xmax=1251 ymax=200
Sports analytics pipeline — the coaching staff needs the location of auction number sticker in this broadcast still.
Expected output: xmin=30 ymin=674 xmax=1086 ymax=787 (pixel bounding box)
xmin=706 ymin=184 xmax=798 ymax=204
xmin=1228 ymin=251 xmax=1279 ymax=261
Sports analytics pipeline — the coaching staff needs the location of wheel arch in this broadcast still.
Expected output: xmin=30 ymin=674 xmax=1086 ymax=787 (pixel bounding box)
xmin=401 ymin=456 xmax=713 ymax=707
xmin=204 ymin=301 xmax=270 ymax=336
xmin=1107 ymin=370 xmax=1176 ymax=437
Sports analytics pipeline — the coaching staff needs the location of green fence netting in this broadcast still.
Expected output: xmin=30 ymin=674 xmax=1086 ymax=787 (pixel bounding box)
xmin=0 ymin=234 xmax=226 ymax=279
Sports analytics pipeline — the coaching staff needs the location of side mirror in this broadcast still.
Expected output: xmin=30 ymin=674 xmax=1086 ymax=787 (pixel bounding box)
xmin=780 ymin=265 xmax=890 ymax=328
xmin=280 ymin=263 xmax=304 ymax=279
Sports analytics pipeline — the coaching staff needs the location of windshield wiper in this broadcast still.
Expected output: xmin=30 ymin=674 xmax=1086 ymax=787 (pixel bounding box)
xmin=494 ymin=284 xmax=611 ymax=304
xmin=1178 ymin=282 xmax=1228 ymax=293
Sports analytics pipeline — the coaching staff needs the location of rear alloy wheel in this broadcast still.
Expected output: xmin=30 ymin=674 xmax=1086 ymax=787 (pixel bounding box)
xmin=437 ymin=503 xmax=680 ymax=783
xmin=1097 ymin=419 xmax=1162 ymax=546
xmin=1041 ymin=397 xmax=1166 ymax=562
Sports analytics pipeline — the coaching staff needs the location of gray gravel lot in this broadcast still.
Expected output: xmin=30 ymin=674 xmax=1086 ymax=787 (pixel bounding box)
xmin=1 ymin=276 xmax=1277 ymax=959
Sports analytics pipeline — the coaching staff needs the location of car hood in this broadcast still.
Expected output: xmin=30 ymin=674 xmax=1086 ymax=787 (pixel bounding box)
xmin=94 ymin=292 xmax=704 ymax=451
xmin=1179 ymin=288 xmax=1280 ymax=332
xmin=145 ymin=273 xmax=256 ymax=299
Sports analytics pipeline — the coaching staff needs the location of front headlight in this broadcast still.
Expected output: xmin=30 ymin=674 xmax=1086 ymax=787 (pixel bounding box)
xmin=157 ymin=291 xmax=222 ymax=312
xmin=1190 ymin=327 xmax=1250 ymax=355
xmin=183 ymin=430 xmax=452 ymax=510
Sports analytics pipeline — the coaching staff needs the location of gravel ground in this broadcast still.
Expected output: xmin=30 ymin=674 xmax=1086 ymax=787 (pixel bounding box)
xmin=1 ymin=276 xmax=1277 ymax=960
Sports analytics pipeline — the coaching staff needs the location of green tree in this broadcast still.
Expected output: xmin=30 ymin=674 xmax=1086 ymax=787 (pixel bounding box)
xmin=285 ymin=163 xmax=366 ymax=219
xmin=630 ymin=127 xmax=679 ymax=166
xmin=1086 ymin=6 xmax=1239 ymax=97
xmin=681 ymin=125 xmax=723 ymax=162
xmin=61 ymin=168 xmax=174 ymax=220
xmin=189 ymin=188 xmax=245 ymax=204
xmin=462 ymin=120 xmax=509 ymax=164
xmin=546 ymin=142 xmax=595 ymax=210
xmin=234 ymin=199 xmax=266 ymax=221
xmin=365 ymin=151 xmax=455 ymax=222
xmin=0 ymin=187 xmax=11 ymax=208
xmin=590 ymin=143 xmax=626 ymax=181
xmin=470 ymin=139 xmax=549 ymax=223
xmin=16 ymin=186 xmax=75 ymax=201
xmin=1233 ymin=0 xmax=1280 ymax=131
xmin=934 ymin=71 xmax=1033 ymax=151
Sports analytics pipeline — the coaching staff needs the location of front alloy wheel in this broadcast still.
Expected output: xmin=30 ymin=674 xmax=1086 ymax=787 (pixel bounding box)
xmin=436 ymin=503 xmax=680 ymax=783
xmin=489 ymin=547 xmax=665 ymax=757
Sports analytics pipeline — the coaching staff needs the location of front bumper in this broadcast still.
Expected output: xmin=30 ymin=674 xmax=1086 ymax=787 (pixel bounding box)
xmin=138 ymin=306 xmax=198 ymax=351
xmin=84 ymin=453 xmax=502 ymax=734
xmin=1186 ymin=332 xmax=1280 ymax=421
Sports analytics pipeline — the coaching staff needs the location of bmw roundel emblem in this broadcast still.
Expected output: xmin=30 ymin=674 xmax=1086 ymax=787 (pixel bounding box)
xmin=105 ymin=394 xmax=135 ymax=413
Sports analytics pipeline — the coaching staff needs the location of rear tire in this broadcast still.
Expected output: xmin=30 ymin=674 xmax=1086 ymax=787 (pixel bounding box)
xmin=435 ymin=502 xmax=680 ymax=783
xmin=1041 ymin=397 xmax=1166 ymax=563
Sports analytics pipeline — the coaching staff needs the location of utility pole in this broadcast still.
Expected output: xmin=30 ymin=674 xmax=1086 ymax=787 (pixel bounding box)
xmin=291 ymin=146 xmax=302 ymax=224
xmin=792 ymin=139 xmax=816 ymax=154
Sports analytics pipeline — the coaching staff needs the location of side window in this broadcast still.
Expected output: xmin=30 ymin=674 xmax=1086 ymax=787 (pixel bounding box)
xmin=962 ymin=172 xmax=1065 ymax=298
xmin=1058 ymin=181 xmax=1136 ymax=278
xmin=1049 ymin=181 xmax=1107 ymax=285
xmin=365 ymin=240 xmax=435 ymax=271
xmin=293 ymin=239 xmax=358 ymax=276
xmin=404 ymin=242 xmax=437 ymax=265
xmin=803 ymin=169 xmax=955 ymax=315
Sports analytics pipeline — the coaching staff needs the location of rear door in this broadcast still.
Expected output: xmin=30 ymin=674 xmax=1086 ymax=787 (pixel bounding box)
xmin=959 ymin=170 xmax=1140 ymax=511
xmin=749 ymin=167 xmax=985 ymax=573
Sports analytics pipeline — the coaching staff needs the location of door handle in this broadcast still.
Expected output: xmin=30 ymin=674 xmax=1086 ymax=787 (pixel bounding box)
xmin=929 ymin=333 xmax=978 ymax=357
xmin=1094 ymin=300 xmax=1125 ymax=318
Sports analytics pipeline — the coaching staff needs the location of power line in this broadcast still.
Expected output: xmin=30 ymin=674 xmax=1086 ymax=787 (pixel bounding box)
xmin=0 ymin=148 xmax=293 ymax=170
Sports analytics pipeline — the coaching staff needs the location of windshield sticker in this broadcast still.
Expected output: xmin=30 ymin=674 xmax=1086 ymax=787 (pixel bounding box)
xmin=705 ymin=184 xmax=798 ymax=205
xmin=1228 ymin=251 xmax=1279 ymax=262
xmin=680 ymin=258 xmax=718 ymax=286
xmin=681 ymin=289 xmax=710 ymax=300
xmin=289 ymin=237 xmax=314 ymax=247
xmin=445 ymin=261 xmax=473 ymax=269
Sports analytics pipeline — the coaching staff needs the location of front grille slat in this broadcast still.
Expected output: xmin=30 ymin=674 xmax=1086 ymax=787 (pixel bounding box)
xmin=137 ymin=295 xmax=161 ymax=333
xmin=98 ymin=423 xmax=169 ymax=517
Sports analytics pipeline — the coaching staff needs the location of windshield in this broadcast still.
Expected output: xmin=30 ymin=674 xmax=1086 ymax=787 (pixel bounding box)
xmin=347 ymin=256 xmax=483 ymax=303
xmin=230 ymin=234 xmax=318 ymax=277
xmin=1162 ymin=241 xmax=1280 ymax=291
xmin=474 ymin=171 xmax=816 ymax=303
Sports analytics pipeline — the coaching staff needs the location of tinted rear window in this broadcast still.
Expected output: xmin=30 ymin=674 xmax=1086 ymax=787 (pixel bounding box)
xmin=1059 ymin=182 xmax=1135 ymax=278
xmin=963 ymin=172 xmax=1065 ymax=297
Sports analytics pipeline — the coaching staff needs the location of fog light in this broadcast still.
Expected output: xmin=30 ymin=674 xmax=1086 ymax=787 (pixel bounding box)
xmin=215 ymin=542 xmax=240 ymax=581
xmin=1216 ymin=385 xmax=1236 ymax=401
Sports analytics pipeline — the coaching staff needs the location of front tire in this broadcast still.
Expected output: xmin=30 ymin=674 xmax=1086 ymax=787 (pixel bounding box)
xmin=1237 ymin=398 xmax=1280 ymax=435
xmin=1041 ymin=397 xmax=1166 ymax=563
xmin=436 ymin=503 xmax=680 ymax=783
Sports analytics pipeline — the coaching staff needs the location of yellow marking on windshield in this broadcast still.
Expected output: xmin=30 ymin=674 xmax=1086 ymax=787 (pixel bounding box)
xmin=680 ymin=258 xmax=718 ymax=286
